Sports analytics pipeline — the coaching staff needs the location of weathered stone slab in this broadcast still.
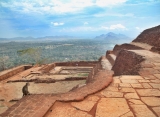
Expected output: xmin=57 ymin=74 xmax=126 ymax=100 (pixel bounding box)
xmin=144 ymin=75 xmax=157 ymax=80
xmin=130 ymin=105 xmax=156 ymax=117
xmin=120 ymin=88 xmax=136 ymax=93
xmin=136 ymin=89 xmax=160 ymax=96
xmin=120 ymin=111 xmax=134 ymax=117
xmin=0 ymin=107 xmax=8 ymax=114
xmin=124 ymin=93 xmax=139 ymax=99
xmin=149 ymin=83 xmax=160 ymax=89
xmin=153 ymin=74 xmax=160 ymax=79
xmin=120 ymin=75 xmax=143 ymax=80
xmin=150 ymin=79 xmax=160 ymax=83
xmin=96 ymin=98 xmax=130 ymax=117
xmin=141 ymin=83 xmax=152 ymax=88
xmin=142 ymin=68 xmax=160 ymax=74
xmin=121 ymin=79 xmax=139 ymax=84
xmin=131 ymin=84 xmax=143 ymax=88
xmin=71 ymin=95 xmax=99 ymax=112
xmin=152 ymin=107 xmax=160 ymax=117
xmin=119 ymin=83 xmax=131 ymax=88
xmin=113 ymin=76 xmax=120 ymax=79
xmin=141 ymin=97 xmax=160 ymax=106
xmin=138 ymin=79 xmax=150 ymax=83
xmin=153 ymin=59 xmax=160 ymax=63
xmin=139 ymin=70 xmax=152 ymax=76
xmin=46 ymin=102 xmax=92 ymax=117
xmin=112 ymin=78 xmax=121 ymax=83
xmin=129 ymin=99 xmax=144 ymax=105
xmin=153 ymin=67 xmax=160 ymax=70
xmin=104 ymin=86 xmax=118 ymax=92
xmin=1 ymin=95 xmax=55 ymax=117
xmin=101 ymin=91 xmax=123 ymax=98
xmin=153 ymin=63 xmax=160 ymax=66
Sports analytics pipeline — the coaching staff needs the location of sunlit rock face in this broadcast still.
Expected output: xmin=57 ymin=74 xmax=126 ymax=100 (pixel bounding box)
xmin=112 ymin=50 xmax=145 ymax=76
xmin=133 ymin=25 xmax=160 ymax=47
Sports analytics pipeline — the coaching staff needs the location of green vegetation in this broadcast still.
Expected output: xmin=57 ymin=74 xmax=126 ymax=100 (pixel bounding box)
xmin=0 ymin=56 xmax=9 ymax=71
xmin=0 ymin=39 xmax=115 ymax=71
xmin=17 ymin=48 xmax=47 ymax=65
xmin=77 ymin=73 xmax=89 ymax=77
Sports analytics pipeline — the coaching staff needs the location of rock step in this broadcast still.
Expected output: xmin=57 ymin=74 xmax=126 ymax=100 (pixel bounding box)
xmin=106 ymin=54 xmax=116 ymax=66
xmin=130 ymin=42 xmax=152 ymax=50
xmin=0 ymin=95 xmax=56 ymax=117
xmin=101 ymin=58 xmax=112 ymax=70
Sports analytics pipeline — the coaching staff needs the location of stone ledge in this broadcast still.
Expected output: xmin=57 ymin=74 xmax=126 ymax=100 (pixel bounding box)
xmin=0 ymin=70 xmax=113 ymax=117
xmin=55 ymin=70 xmax=113 ymax=101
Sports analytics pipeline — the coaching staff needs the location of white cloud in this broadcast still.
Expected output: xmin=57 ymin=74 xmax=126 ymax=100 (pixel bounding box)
xmin=0 ymin=0 xmax=93 ymax=14
xmin=94 ymin=13 xmax=135 ymax=17
xmin=51 ymin=22 xmax=64 ymax=26
xmin=101 ymin=26 xmax=109 ymax=30
xmin=110 ymin=24 xmax=126 ymax=30
xmin=101 ymin=24 xmax=127 ymax=30
xmin=135 ymin=27 xmax=140 ymax=30
xmin=95 ymin=0 xmax=127 ymax=7
xmin=135 ymin=26 xmax=145 ymax=31
xmin=84 ymin=22 xmax=88 ymax=25
xmin=60 ymin=26 xmax=100 ymax=32
xmin=60 ymin=24 xmax=127 ymax=32
xmin=0 ymin=0 xmax=127 ymax=14
xmin=94 ymin=13 xmax=134 ymax=18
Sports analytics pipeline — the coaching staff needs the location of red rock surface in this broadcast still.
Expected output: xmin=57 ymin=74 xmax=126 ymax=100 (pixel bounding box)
xmin=113 ymin=43 xmax=144 ymax=56
xmin=0 ymin=70 xmax=113 ymax=117
xmin=133 ymin=25 xmax=160 ymax=47
xmin=112 ymin=50 xmax=145 ymax=76
xmin=151 ymin=46 xmax=160 ymax=54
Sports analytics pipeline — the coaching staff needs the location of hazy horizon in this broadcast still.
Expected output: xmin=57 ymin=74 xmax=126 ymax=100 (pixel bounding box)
xmin=0 ymin=32 xmax=132 ymax=39
xmin=0 ymin=0 xmax=160 ymax=38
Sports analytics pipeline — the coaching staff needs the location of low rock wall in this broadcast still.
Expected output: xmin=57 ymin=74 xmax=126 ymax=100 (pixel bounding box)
xmin=38 ymin=61 xmax=100 ymax=84
xmin=39 ymin=61 xmax=98 ymax=73
xmin=0 ymin=65 xmax=32 ymax=81
xmin=39 ymin=63 xmax=56 ymax=73
xmin=113 ymin=43 xmax=143 ymax=56
xmin=55 ymin=61 xmax=98 ymax=66
xmin=86 ymin=62 xmax=101 ymax=83
xmin=112 ymin=50 xmax=145 ymax=76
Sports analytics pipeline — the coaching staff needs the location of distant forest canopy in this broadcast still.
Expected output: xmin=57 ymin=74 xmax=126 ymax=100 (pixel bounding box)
xmin=0 ymin=37 xmax=132 ymax=71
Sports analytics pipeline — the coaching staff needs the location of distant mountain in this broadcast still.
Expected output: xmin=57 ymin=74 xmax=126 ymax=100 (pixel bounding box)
xmin=95 ymin=32 xmax=132 ymax=43
xmin=38 ymin=36 xmax=75 ymax=40
xmin=0 ymin=35 xmax=77 ymax=42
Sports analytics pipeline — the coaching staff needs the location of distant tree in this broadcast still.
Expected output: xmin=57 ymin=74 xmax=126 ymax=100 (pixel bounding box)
xmin=17 ymin=48 xmax=46 ymax=65
xmin=0 ymin=56 xmax=9 ymax=71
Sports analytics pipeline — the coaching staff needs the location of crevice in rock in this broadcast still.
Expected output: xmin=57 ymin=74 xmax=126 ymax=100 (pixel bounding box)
xmin=88 ymin=98 xmax=101 ymax=117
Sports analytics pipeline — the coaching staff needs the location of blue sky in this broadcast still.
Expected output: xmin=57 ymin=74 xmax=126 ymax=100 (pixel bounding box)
xmin=0 ymin=0 xmax=160 ymax=38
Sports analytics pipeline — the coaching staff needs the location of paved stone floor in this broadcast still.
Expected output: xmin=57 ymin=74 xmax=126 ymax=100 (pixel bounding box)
xmin=1 ymin=49 xmax=160 ymax=117
xmin=44 ymin=74 xmax=160 ymax=117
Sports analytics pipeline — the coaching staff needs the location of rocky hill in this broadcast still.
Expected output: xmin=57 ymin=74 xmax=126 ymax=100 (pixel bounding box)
xmin=133 ymin=25 xmax=160 ymax=47
xmin=95 ymin=32 xmax=131 ymax=43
